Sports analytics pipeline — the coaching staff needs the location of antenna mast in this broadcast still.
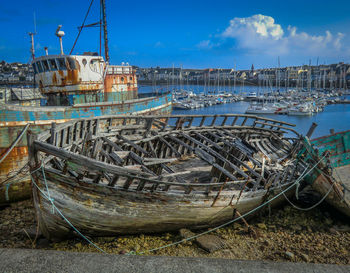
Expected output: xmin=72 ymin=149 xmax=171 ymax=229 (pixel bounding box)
xmin=101 ymin=0 xmax=109 ymax=64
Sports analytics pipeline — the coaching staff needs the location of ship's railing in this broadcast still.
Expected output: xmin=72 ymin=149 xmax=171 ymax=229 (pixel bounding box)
xmin=138 ymin=91 xmax=172 ymax=99
xmin=107 ymin=65 xmax=133 ymax=75
xmin=29 ymin=114 xmax=300 ymax=196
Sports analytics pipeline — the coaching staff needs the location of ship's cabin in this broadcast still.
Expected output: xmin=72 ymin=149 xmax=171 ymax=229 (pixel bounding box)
xmin=31 ymin=53 xmax=138 ymax=106
xmin=32 ymin=54 xmax=105 ymax=94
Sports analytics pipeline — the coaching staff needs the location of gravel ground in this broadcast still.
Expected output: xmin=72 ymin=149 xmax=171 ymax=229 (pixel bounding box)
xmin=1 ymin=196 xmax=350 ymax=265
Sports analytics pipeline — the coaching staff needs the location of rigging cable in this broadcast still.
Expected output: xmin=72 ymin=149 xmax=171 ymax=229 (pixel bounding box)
xmin=69 ymin=0 xmax=95 ymax=55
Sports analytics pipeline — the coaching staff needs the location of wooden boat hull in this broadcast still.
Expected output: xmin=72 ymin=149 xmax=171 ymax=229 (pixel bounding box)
xmin=300 ymin=130 xmax=350 ymax=217
xmin=28 ymin=114 xmax=302 ymax=239
xmin=33 ymin=168 xmax=295 ymax=239
xmin=0 ymin=95 xmax=172 ymax=205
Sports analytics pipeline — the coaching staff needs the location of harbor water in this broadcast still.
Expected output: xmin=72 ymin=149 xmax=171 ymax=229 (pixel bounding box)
xmin=140 ymin=85 xmax=350 ymax=138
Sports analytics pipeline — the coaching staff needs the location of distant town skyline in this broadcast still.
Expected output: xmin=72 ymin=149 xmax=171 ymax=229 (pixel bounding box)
xmin=1 ymin=0 xmax=350 ymax=69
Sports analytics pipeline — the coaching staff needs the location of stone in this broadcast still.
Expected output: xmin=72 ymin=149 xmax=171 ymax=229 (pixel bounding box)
xmin=179 ymin=229 xmax=194 ymax=239
xmin=329 ymin=227 xmax=339 ymax=234
xmin=324 ymin=218 xmax=333 ymax=226
xmin=233 ymin=223 xmax=242 ymax=229
xmin=36 ymin=238 xmax=51 ymax=248
xmin=179 ymin=228 xmax=227 ymax=253
xmin=22 ymin=226 xmax=42 ymax=240
xmin=262 ymin=240 xmax=269 ymax=246
xmin=332 ymin=225 xmax=350 ymax=232
xmin=75 ymin=243 xmax=82 ymax=249
xmin=196 ymin=234 xmax=227 ymax=253
xmin=134 ymin=245 xmax=140 ymax=252
xmin=292 ymin=224 xmax=302 ymax=231
xmin=285 ymin=251 xmax=295 ymax=261
xmin=301 ymin=253 xmax=310 ymax=262
xmin=257 ymin=223 xmax=267 ymax=230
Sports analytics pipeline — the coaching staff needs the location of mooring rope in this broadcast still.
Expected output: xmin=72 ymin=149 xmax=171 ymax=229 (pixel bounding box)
xmin=279 ymin=154 xmax=337 ymax=211
xmin=29 ymin=153 xmax=327 ymax=255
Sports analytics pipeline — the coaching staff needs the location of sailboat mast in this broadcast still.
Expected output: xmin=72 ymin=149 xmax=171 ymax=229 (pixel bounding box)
xmin=101 ymin=0 xmax=109 ymax=64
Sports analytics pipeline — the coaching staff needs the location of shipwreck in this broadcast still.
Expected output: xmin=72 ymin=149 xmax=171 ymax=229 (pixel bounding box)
xmin=28 ymin=114 xmax=307 ymax=240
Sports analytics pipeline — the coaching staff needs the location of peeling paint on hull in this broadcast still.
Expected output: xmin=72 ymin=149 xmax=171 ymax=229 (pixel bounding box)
xmin=0 ymin=95 xmax=172 ymax=205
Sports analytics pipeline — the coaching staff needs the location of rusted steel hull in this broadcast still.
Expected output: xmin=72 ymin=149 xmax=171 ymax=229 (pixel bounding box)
xmin=0 ymin=96 xmax=172 ymax=205
xmin=0 ymin=146 xmax=31 ymax=204
xmin=29 ymin=114 xmax=303 ymax=239
xmin=32 ymin=170 xmax=295 ymax=239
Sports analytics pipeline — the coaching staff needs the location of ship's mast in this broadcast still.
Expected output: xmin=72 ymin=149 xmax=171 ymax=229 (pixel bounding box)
xmin=101 ymin=0 xmax=109 ymax=64
xmin=29 ymin=13 xmax=37 ymax=60
xmin=29 ymin=32 xmax=36 ymax=60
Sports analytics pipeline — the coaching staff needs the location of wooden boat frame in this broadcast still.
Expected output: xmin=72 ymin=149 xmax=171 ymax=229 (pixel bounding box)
xmin=28 ymin=114 xmax=305 ymax=239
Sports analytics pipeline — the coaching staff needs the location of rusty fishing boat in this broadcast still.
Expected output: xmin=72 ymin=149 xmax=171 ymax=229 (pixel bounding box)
xmin=28 ymin=114 xmax=306 ymax=239
xmin=0 ymin=0 xmax=172 ymax=204
xmin=299 ymin=128 xmax=350 ymax=217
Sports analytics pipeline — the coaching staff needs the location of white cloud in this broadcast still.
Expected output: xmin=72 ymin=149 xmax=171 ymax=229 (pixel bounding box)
xmin=200 ymin=14 xmax=347 ymax=58
xmin=223 ymin=14 xmax=284 ymax=40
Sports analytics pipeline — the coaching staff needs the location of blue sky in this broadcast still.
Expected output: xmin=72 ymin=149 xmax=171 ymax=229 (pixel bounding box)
xmin=1 ymin=0 xmax=350 ymax=69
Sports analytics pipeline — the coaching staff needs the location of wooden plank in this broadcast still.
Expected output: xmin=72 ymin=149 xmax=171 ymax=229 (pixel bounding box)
xmin=81 ymin=131 xmax=92 ymax=156
xmin=192 ymin=131 xmax=222 ymax=150
xmin=221 ymin=116 xmax=228 ymax=126
xmin=102 ymin=137 xmax=123 ymax=151
xmin=199 ymin=116 xmax=206 ymax=127
xmin=117 ymin=134 xmax=150 ymax=155
xmin=34 ymin=141 xmax=149 ymax=177
xmin=99 ymin=149 xmax=112 ymax=163
xmin=93 ymin=118 xmax=100 ymax=135
xmin=123 ymin=177 xmax=134 ymax=189
xmin=210 ymin=115 xmax=218 ymax=126
xmin=240 ymin=117 xmax=250 ymax=127
xmin=50 ymin=122 xmax=56 ymax=145
xmin=129 ymin=151 xmax=157 ymax=176
xmin=91 ymin=138 xmax=103 ymax=159
xmin=231 ymin=116 xmax=238 ymax=126
xmin=179 ymin=132 xmax=250 ymax=179
xmin=108 ymin=174 xmax=119 ymax=187
xmin=109 ymin=152 xmax=125 ymax=165
xmin=254 ymin=121 xmax=299 ymax=136
xmin=157 ymin=136 xmax=182 ymax=157
xmin=143 ymin=158 xmax=178 ymax=165
xmin=211 ymin=130 xmax=265 ymax=175
xmin=67 ymin=126 xmax=73 ymax=145
xmin=60 ymin=128 xmax=67 ymax=147
xmin=194 ymin=148 xmax=239 ymax=181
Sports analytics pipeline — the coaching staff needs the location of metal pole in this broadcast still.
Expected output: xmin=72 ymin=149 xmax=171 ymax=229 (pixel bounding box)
xmin=101 ymin=0 xmax=109 ymax=64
